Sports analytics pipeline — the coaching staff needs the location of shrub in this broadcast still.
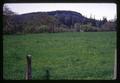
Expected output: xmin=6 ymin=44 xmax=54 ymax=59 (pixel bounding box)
xmin=80 ymin=24 xmax=98 ymax=32
xmin=34 ymin=25 xmax=49 ymax=33
xmin=101 ymin=22 xmax=116 ymax=31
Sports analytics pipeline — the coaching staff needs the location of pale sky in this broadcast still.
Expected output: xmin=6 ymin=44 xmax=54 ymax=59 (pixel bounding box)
xmin=3 ymin=3 xmax=117 ymax=20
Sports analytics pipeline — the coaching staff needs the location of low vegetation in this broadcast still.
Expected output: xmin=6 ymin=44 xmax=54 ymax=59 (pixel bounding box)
xmin=3 ymin=32 xmax=116 ymax=80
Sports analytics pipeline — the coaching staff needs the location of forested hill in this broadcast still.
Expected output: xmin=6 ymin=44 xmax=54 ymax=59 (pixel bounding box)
xmin=3 ymin=10 xmax=116 ymax=34
xmin=15 ymin=10 xmax=103 ymax=28
xmin=47 ymin=10 xmax=96 ymax=27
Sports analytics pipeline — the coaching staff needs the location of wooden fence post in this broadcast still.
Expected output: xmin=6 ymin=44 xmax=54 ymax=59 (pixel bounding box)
xmin=46 ymin=69 xmax=50 ymax=80
xmin=26 ymin=55 xmax=32 ymax=80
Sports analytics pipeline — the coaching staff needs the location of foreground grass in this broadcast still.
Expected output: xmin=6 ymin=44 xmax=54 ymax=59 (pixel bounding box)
xmin=3 ymin=32 xmax=116 ymax=80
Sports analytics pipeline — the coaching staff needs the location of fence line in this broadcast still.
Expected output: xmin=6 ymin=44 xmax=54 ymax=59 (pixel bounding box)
xmin=25 ymin=50 xmax=117 ymax=80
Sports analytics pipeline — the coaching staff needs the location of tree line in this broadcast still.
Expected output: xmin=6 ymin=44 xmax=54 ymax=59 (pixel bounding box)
xmin=3 ymin=6 xmax=116 ymax=34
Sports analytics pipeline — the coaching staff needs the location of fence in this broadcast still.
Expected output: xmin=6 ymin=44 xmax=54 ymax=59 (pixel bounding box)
xmin=25 ymin=54 xmax=50 ymax=80
xmin=25 ymin=49 xmax=117 ymax=80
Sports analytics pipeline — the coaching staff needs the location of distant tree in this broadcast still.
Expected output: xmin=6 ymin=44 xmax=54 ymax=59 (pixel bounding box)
xmin=111 ymin=15 xmax=117 ymax=23
xmin=3 ymin=5 xmax=16 ymax=16
xmin=3 ymin=5 xmax=18 ymax=34
xmin=101 ymin=21 xmax=116 ymax=31
xmin=90 ymin=14 xmax=92 ymax=19
xmin=80 ymin=23 xmax=97 ymax=32
xmin=102 ymin=17 xmax=107 ymax=24
xmin=74 ymin=23 xmax=81 ymax=32
xmin=99 ymin=16 xmax=117 ymax=31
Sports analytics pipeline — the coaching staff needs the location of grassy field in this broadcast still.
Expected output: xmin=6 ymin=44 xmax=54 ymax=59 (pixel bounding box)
xmin=3 ymin=32 xmax=116 ymax=80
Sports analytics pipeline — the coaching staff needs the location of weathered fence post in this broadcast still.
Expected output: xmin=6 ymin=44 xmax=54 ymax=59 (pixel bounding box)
xmin=26 ymin=55 xmax=32 ymax=80
xmin=114 ymin=49 xmax=117 ymax=79
xmin=46 ymin=69 xmax=50 ymax=80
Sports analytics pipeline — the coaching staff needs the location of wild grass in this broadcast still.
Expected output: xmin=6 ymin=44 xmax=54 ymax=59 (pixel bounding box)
xmin=3 ymin=32 xmax=116 ymax=80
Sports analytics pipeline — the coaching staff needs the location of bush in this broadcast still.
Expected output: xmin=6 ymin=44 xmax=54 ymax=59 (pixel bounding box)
xmin=80 ymin=24 xmax=98 ymax=32
xmin=34 ymin=25 xmax=49 ymax=33
xmin=101 ymin=22 xmax=116 ymax=31
xmin=74 ymin=23 xmax=81 ymax=32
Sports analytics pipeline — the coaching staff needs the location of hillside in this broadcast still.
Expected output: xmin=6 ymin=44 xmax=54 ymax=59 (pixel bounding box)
xmin=3 ymin=10 xmax=116 ymax=34
xmin=47 ymin=10 xmax=102 ymax=27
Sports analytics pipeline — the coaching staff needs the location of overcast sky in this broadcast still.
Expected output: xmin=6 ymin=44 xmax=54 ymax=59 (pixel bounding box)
xmin=4 ymin=3 xmax=117 ymax=20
